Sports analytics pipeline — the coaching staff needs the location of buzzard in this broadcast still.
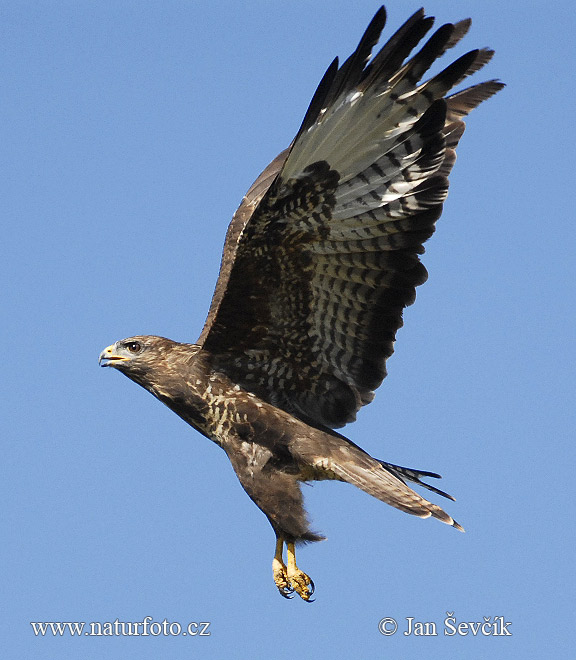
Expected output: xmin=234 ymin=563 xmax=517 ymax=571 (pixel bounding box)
xmin=100 ymin=7 xmax=502 ymax=601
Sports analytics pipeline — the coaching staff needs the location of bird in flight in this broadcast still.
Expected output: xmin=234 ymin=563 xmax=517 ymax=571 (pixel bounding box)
xmin=100 ymin=6 xmax=502 ymax=601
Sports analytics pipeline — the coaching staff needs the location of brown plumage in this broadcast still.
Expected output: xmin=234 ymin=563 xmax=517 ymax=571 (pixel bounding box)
xmin=100 ymin=6 xmax=502 ymax=600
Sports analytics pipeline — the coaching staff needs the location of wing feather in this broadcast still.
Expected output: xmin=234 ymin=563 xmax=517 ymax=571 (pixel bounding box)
xmin=198 ymin=7 xmax=503 ymax=428
xmin=197 ymin=148 xmax=289 ymax=346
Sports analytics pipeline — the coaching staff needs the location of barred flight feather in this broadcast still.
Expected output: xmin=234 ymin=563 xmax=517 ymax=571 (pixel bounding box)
xmin=200 ymin=7 xmax=503 ymax=428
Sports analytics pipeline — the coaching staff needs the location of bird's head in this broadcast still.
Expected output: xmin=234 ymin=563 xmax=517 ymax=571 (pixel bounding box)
xmin=99 ymin=335 xmax=180 ymax=386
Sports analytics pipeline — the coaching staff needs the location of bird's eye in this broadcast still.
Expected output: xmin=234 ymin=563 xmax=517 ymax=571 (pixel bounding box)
xmin=125 ymin=341 xmax=142 ymax=353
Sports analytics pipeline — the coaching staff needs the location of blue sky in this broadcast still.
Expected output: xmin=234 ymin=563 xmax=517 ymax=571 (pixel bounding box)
xmin=2 ymin=1 xmax=575 ymax=658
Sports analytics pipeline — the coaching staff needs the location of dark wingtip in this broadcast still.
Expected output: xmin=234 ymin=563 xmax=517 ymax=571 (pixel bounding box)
xmin=372 ymin=5 xmax=387 ymax=25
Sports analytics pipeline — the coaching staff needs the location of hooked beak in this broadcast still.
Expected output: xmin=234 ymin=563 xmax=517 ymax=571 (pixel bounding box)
xmin=99 ymin=343 xmax=129 ymax=367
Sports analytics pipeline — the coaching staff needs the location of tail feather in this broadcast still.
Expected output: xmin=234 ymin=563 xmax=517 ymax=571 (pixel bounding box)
xmin=326 ymin=455 xmax=464 ymax=532
xmin=294 ymin=429 xmax=464 ymax=531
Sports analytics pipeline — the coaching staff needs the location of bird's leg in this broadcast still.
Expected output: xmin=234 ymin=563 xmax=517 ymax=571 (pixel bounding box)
xmin=272 ymin=537 xmax=293 ymax=599
xmin=285 ymin=541 xmax=315 ymax=602
xmin=272 ymin=537 xmax=315 ymax=601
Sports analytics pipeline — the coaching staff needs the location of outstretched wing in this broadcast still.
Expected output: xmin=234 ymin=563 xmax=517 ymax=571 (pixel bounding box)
xmin=197 ymin=148 xmax=290 ymax=347
xmin=198 ymin=7 xmax=502 ymax=428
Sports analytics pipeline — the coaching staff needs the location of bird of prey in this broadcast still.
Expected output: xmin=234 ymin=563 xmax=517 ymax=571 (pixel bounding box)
xmin=100 ymin=6 xmax=502 ymax=601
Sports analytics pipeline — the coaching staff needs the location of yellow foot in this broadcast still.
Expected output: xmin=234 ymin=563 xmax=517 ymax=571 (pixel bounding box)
xmin=273 ymin=537 xmax=315 ymax=601
xmin=273 ymin=557 xmax=294 ymax=599
xmin=286 ymin=565 xmax=315 ymax=602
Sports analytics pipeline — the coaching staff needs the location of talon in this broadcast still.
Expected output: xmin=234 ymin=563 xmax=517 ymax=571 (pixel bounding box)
xmin=273 ymin=538 xmax=294 ymax=598
xmin=286 ymin=541 xmax=315 ymax=602
xmin=308 ymin=578 xmax=315 ymax=597
xmin=288 ymin=568 xmax=314 ymax=601
xmin=273 ymin=537 xmax=316 ymax=602
xmin=273 ymin=562 xmax=293 ymax=598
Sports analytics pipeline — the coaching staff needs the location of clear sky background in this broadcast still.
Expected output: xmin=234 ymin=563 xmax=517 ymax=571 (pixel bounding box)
xmin=2 ymin=1 xmax=575 ymax=658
